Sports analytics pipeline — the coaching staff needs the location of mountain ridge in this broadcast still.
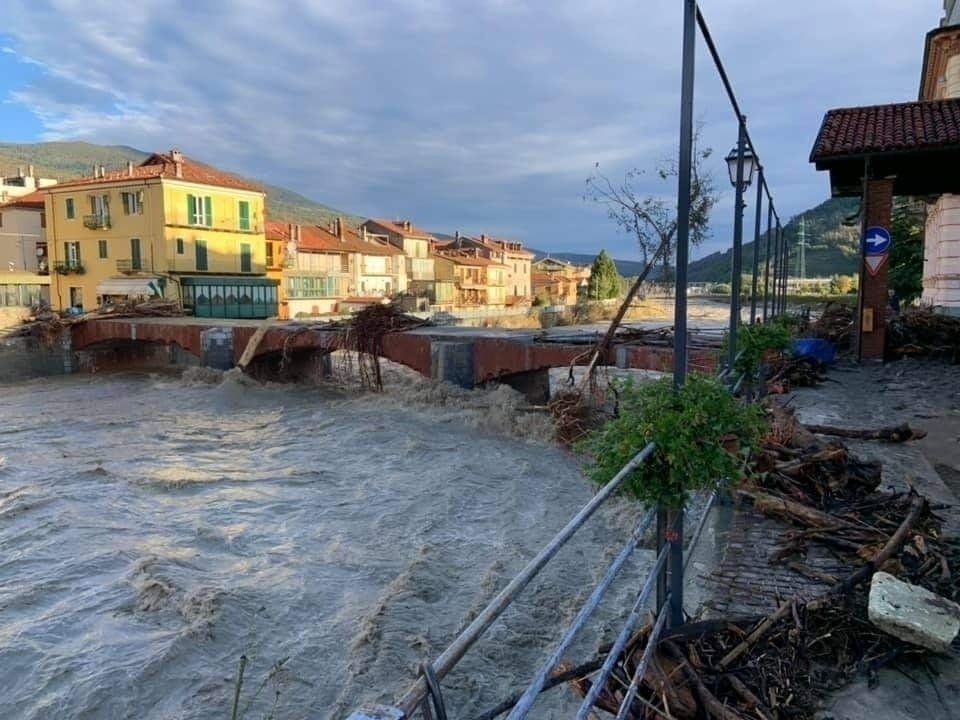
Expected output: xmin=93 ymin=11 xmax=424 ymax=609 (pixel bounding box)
xmin=0 ymin=141 xmax=361 ymax=228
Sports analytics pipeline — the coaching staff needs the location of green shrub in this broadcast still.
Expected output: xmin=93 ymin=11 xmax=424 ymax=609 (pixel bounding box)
xmin=575 ymin=375 xmax=764 ymax=508
xmin=723 ymin=321 xmax=793 ymax=378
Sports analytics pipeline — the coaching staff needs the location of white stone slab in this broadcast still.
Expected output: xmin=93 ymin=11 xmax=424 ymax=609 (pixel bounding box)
xmin=868 ymin=571 xmax=960 ymax=653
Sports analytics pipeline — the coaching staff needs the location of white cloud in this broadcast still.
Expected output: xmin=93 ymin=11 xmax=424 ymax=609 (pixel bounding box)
xmin=0 ymin=0 xmax=944 ymax=256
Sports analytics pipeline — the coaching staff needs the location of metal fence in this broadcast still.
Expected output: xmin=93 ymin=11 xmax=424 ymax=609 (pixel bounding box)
xmin=347 ymin=1 xmax=784 ymax=716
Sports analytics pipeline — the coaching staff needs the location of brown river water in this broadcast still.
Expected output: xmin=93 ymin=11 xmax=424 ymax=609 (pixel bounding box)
xmin=0 ymin=363 xmax=654 ymax=719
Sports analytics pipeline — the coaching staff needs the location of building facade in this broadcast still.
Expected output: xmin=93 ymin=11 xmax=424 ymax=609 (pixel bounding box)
xmin=451 ymin=233 xmax=533 ymax=303
xmin=920 ymin=16 xmax=960 ymax=313
xmin=0 ymin=167 xmax=57 ymax=205
xmin=44 ymin=150 xmax=277 ymax=317
xmin=362 ymin=219 xmax=437 ymax=300
xmin=268 ymin=219 xmax=406 ymax=317
xmin=532 ymin=257 xmax=590 ymax=306
xmin=0 ymin=190 xmax=51 ymax=315
xmin=433 ymin=249 xmax=507 ymax=307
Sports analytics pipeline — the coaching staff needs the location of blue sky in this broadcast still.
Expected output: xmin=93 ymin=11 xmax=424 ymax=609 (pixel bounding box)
xmin=0 ymin=1 xmax=944 ymax=261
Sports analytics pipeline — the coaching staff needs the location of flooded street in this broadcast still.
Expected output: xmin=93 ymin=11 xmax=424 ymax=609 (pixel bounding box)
xmin=0 ymin=367 xmax=650 ymax=719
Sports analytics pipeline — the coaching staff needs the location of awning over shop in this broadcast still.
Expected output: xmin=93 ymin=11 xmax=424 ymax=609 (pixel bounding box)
xmin=96 ymin=278 xmax=160 ymax=297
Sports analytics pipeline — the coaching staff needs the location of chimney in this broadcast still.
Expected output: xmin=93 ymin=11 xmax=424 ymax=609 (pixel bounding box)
xmin=17 ymin=166 xmax=23 ymax=178
xmin=171 ymin=149 xmax=183 ymax=178
xmin=28 ymin=164 xmax=34 ymax=177
xmin=335 ymin=217 xmax=343 ymax=240
xmin=92 ymin=164 xmax=98 ymax=178
xmin=127 ymin=161 xmax=134 ymax=177
xmin=288 ymin=222 xmax=294 ymax=243
xmin=296 ymin=225 xmax=302 ymax=243
xmin=362 ymin=226 xmax=368 ymax=242
xmin=404 ymin=220 xmax=411 ymax=232
xmin=99 ymin=165 xmax=105 ymax=178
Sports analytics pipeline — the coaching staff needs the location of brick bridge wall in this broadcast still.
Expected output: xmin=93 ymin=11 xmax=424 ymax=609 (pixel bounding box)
xmin=70 ymin=319 xmax=718 ymax=382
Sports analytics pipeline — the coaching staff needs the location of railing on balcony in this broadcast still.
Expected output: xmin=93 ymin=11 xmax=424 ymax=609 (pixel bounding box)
xmin=83 ymin=214 xmax=110 ymax=230
xmin=53 ymin=261 xmax=85 ymax=275
xmin=116 ymin=259 xmax=146 ymax=274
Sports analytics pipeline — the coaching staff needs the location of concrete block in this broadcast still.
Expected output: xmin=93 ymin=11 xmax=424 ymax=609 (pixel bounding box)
xmin=200 ymin=327 xmax=235 ymax=370
xmin=430 ymin=340 xmax=475 ymax=389
xmin=868 ymin=571 xmax=960 ymax=653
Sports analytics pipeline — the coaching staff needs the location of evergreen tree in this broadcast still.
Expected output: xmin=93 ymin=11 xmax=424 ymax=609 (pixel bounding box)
xmin=587 ymin=250 xmax=622 ymax=300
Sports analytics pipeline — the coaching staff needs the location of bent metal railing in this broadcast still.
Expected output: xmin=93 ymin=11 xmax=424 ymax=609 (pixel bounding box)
xmin=346 ymin=443 xmax=724 ymax=720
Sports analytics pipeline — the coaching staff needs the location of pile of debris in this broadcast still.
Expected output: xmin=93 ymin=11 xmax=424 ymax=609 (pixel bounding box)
xmin=568 ymin=403 xmax=959 ymax=720
xmin=765 ymin=356 xmax=829 ymax=394
xmin=808 ymin=302 xmax=854 ymax=351
xmin=94 ymin=300 xmax=183 ymax=318
xmin=339 ymin=304 xmax=429 ymax=390
xmin=888 ymin=307 xmax=960 ymax=362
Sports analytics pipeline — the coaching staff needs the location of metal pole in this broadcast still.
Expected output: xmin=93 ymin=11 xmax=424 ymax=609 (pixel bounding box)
xmin=770 ymin=220 xmax=781 ymax=317
xmin=661 ymin=0 xmax=697 ymax=629
xmin=762 ymin=203 xmax=773 ymax=321
xmin=777 ymin=225 xmax=787 ymax=315
xmin=727 ymin=117 xmax=747 ymax=371
xmin=750 ymin=167 xmax=763 ymax=323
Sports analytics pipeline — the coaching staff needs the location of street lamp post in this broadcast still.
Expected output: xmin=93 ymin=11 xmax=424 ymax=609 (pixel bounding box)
xmin=750 ymin=168 xmax=764 ymax=324
xmin=724 ymin=120 xmax=757 ymax=373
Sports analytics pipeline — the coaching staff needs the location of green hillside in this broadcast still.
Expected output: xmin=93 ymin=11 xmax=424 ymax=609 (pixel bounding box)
xmin=0 ymin=141 xmax=360 ymax=227
xmin=687 ymin=197 xmax=861 ymax=283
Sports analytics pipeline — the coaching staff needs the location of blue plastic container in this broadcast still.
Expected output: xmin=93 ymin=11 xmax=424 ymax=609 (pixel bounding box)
xmin=792 ymin=337 xmax=837 ymax=365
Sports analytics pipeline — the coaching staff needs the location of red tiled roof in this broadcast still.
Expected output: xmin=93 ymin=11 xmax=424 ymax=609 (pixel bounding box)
xmin=0 ymin=189 xmax=45 ymax=209
xmin=810 ymin=99 xmax=960 ymax=162
xmin=433 ymin=247 xmax=507 ymax=267
xmin=468 ymin=234 xmax=535 ymax=258
xmin=48 ymin=150 xmax=263 ymax=192
xmin=365 ymin=218 xmax=434 ymax=239
xmin=266 ymin=220 xmax=403 ymax=256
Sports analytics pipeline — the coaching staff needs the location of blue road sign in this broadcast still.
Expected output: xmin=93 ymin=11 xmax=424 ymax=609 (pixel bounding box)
xmin=863 ymin=226 xmax=892 ymax=255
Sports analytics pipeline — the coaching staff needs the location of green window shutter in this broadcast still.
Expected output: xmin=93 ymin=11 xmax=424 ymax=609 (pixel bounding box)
xmin=204 ymin=196 xmax=213 ymax=227
xmin=186 ymin=194 xmax=195 ymax=224
xmin=239 ymin=201 xmax=250 ymax=231
xmin=240 ymin=243 xmax=252 ymax=272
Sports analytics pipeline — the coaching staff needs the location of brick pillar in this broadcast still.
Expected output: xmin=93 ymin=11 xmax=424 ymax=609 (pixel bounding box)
xmin=859 ymin=178 xmax=894 ymax=361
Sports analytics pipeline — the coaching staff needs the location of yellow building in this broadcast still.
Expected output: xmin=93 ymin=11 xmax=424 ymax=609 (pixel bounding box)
xmin=433 ymin=248 xmax=507 ymax=307
xmin=44 ymin=150 xmax=278 ymax=317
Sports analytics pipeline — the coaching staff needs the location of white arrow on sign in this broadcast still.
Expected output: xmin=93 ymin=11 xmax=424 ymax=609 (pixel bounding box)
xmin=865 ymin=233 xmax=887 ymax=250
xmin=865 ymin=254 xmax=887 ymax=276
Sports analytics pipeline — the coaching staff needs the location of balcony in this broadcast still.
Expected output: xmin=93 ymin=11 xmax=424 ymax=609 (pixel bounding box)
xmin=116 ymin=259 xmax=146 ymax=274
xmin=53 ymin=261 xmax=85 ymax=275
xmin=83 ymin=214 xmax=111 ymax=230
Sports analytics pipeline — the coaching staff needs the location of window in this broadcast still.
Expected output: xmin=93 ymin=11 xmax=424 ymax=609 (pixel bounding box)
xmin=196 ymin=239 xmax=208 ymax=271
xmin=0 ymin=213 xmax=3 ymax=227
xmin=121 ymin=191 xmax=143 ymax=215
xmin=176 ymin=237 xmax=184 ymax=255
xmin=265 ymin=241 xmax=273 ymax=267
xmin=187 ymin=194 xmax=213 ymax=226
xmin=238 ymin=201 xmax=250 ymax=231
xmin=98 ymin=240 xmax=108 ymax=259
xmin=90 ymin=194 xmax=109 ymax=218
xmin=65 ymin=198 xmax=75 ymax=219
xmin=240 ymin=243 xmax=252 ymax=273
xmin=130 ymin=238 xmax=142 ymax=271
xmin=64 ymin=241 xmax=81 ymax=266
xmin=40 ymin=213 xmax=46 ymax=229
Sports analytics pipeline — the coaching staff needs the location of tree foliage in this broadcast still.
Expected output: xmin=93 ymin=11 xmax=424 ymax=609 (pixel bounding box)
xmin=586 ymin=250 xmax=622 ymax=300
xmin=585 ymin=124 xmax=718 ymax=279
xmin=889 ymin=201 xmax=925 ymax=306
xmin=575 ymin=375 xmax=763 ymax=508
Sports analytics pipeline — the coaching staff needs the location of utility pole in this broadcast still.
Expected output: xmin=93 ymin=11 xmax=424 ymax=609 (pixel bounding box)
xmin=798 ymin=216 xmax=806 ymax=283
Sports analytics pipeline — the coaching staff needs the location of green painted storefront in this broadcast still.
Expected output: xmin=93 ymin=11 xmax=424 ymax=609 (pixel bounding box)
xmin=180 ymin=276 xmax=279 ymax=319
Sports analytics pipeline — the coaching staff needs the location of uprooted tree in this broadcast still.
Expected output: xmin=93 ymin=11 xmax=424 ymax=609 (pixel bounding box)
xmin=577 ymin=124 xmax=719 ymax=385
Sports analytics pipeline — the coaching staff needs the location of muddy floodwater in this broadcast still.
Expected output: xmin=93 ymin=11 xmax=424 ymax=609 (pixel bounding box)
xmin=0 ymin=366 xmax=652 ymax=719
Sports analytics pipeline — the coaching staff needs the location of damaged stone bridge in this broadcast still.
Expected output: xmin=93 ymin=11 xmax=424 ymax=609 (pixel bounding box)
xmin=68 ymin=317 xmax=719 ymax=401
